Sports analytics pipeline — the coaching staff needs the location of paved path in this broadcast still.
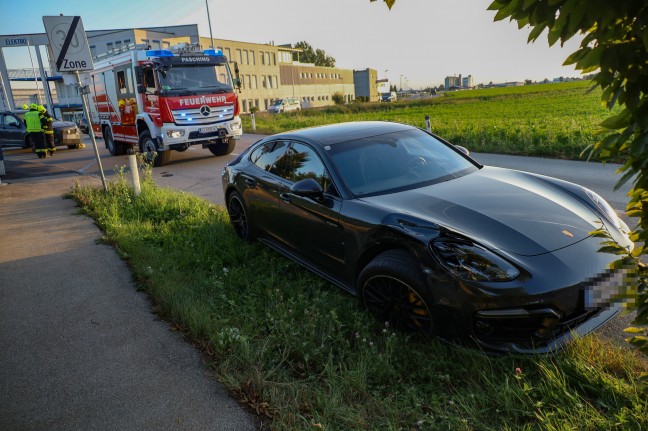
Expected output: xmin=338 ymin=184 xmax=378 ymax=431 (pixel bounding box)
xmin=0 ymin=174 xmax=258 ymax=431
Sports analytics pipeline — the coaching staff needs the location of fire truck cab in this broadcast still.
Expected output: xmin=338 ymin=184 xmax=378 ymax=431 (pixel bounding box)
xmin=89 ymin=45 xmax=242 ymax=166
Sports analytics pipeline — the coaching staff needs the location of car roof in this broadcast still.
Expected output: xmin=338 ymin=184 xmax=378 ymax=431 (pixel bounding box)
xmin=270 ymin=121 xmax=415 ymax=147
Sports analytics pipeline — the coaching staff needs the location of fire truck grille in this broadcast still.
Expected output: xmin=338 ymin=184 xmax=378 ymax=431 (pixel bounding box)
xmin=173 ymin=104 xmax=235 ymax=125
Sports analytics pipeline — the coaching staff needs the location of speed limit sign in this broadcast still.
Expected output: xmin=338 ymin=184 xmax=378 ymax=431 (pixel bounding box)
xmin=43 ymin=16 xmax=94 ymax=72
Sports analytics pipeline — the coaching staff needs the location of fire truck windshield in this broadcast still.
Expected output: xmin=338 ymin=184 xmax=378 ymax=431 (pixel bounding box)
xmin=157 ymin=64 xmax=233 ymax=95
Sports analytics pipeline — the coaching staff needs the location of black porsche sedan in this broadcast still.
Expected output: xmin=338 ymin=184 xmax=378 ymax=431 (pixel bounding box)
xmin=221 ymin=121 xmax=633 ymax=353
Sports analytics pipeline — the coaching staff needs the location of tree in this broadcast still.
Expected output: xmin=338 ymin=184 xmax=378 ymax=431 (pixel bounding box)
xmin=293 ymin=41 xmax=336 ymax=67
xmin=375 ymin=0 xmax=648 ymax=355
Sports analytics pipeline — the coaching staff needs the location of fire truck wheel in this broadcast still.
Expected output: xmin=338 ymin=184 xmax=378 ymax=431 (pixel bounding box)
xmin=139 ymin=130 xmax=170 ymax=166
xmin=104 ymin=127 xmax=125 ymax=156
xmin=208 ymin=138 xmax=236 ymax=156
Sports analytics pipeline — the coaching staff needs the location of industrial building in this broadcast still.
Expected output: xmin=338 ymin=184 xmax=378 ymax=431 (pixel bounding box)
xmin=1 ymin=24 xmax=373 ymax=121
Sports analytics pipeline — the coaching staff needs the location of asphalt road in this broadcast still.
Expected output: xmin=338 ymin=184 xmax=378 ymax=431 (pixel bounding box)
xmin=0 ymin=134 xmax=638 ymax=347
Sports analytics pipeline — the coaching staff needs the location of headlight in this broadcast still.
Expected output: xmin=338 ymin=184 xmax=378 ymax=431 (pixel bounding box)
xmin=431 ymin=240 xmax=519 ymax=282
xmin=584 ymin=188 xmax=622 ymax=229
xmin=166 ymin=129 xmax=185 ymax=138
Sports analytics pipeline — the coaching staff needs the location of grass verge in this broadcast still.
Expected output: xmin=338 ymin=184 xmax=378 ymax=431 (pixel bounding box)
xmin=70 ymin=174 xmax=647 ymax=430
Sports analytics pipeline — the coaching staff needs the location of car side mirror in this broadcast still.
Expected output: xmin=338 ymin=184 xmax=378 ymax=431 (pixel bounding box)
xmin=455 ymin=145 xmax=470 ymax=156
xmin=290 ymin=178 xmax=323 ymax=200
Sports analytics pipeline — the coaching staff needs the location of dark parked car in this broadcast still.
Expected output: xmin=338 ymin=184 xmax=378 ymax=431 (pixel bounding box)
xmin=221 ymin=121 xmax=633 ymax=354
xmin=0 ymin=110 xmax=82 ymax=149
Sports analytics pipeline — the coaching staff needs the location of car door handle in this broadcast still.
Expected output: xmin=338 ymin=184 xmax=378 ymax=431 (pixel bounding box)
xmin=244 ymin=178 xmax=256 ymax=187
xmin=279 ymin=193 xmax=292 ymax=203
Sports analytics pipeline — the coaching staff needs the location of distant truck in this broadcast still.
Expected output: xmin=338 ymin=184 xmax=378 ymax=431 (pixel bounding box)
xmin=380 ymin=91 xmax=397 ymax=102
xmin=88 ymin=44 xmax=242 ymax=166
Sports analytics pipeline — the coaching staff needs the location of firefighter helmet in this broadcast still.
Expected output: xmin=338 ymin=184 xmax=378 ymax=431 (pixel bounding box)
xmin=38 ymin=105 xmax=46 ymax=113
xmin=29 ymin=103 xmax=38 ymax=110
xmin=22 ymin=104 xmax=29 ymax=110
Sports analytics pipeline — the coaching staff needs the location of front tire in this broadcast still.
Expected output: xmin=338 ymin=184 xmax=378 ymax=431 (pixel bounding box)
xmin=358 ymin=249 xmax=434 ymax=335
xmin=226 ymin=191 xmax=254 ymax=241
xmin=105 ymin=127 xmax=125 ymax=156
xmin=139 ymin=130 xmax=170 ymax=166
xmin=208 ymin=138 xmax=236 ymax=156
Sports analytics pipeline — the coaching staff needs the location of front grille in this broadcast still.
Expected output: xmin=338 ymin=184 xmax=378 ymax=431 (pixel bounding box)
xmin=473 ymin=306 xmax=598 ymax=348
xmin=172 ymin=105 xmax=235 ymax=125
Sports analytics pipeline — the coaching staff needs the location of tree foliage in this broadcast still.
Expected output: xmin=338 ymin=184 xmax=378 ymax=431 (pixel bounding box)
xmin=293 ymin=41 xmax=336 ymax=67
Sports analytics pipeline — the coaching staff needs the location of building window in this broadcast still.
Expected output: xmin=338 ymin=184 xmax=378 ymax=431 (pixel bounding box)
xmin=152 ymin=40 xmax=161 ymax=49
xmin=237 ymin=49 xmax=242 ymax=63
xmin=252 ymin=75 xmax=258 ymax=89
xmin=242 ymin=100 xmax=248 ymax=112
xmin=115 ymin=40 xmax=122 ymax=52
xmin=272 ymin=53 xmax=276 ymax=65
xmin=162 ymin=41 xmax=170 ymax=49
xmin=246 ymin=75 xmax=251 ymax=89
xmin=243 ymin=50 xmax=249 ymax=64
xmin=124 ymin=39 xmax=131 ymax=46
xmin=90 ymin=45 xmax=96 ymax=58
xmin=262 ymin=75 xmax=267 ymax=88
xmin=106 ymin=42 xmax=113 ymax=52
xmin=224 ymin=48 xmax=231 ymax=59
xmin=250 ymin=51 xmax=255 ymax=65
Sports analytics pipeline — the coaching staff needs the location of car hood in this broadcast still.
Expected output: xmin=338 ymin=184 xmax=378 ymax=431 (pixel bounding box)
xmin=53 ymin=120 xmax=76 ymax=129
xmin=360 ymin=166 xmax=602 ymax=256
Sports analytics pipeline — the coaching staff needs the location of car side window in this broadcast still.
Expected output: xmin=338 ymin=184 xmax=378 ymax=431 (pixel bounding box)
xmin=282 ymin=142 xmax=335 ymax=194
xmin=249 ymin=140 xmax=290 ymax=175
xmin=5 ymin=115 xmax=21 ymax=127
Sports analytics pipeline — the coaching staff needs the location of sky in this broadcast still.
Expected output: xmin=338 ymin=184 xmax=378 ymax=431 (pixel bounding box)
xmin=0 ymin=0 xmax=585 ymax=89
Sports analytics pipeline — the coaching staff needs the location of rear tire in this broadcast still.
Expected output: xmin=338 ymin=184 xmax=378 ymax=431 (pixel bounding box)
xmin=226 ymin=191 xmax=254 ymax=241
xmin=105 ymin=127 xmax=125 ymax=156
xmin=358 ymin=249 xmax=435 ymax=335
xmin=139 ymin=130 xmax=170 ymax=166
xmin=208 ymin=138 xmax=236 ymax=156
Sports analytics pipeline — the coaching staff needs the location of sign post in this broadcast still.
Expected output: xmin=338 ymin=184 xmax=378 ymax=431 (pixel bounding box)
xmin=43 ymin=15 xmax=107 ymax=191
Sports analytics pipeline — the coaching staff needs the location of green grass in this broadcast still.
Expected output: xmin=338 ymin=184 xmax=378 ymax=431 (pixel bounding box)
xmin=71 ymin=174 xmax=647 ymax=430
xmin=244 ymin=81 xmax=615 ymax=160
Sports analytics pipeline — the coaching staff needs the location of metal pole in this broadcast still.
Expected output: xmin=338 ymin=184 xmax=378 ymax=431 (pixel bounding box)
xmin=0 ymin=48 xmax=15 ymax=110
xmin=250 ymin=112 xmax=256 ymax=131
xmin=76 ymin=71 xmax=107 ymax=191
xmin=206 ymin=0 xmax=215 ymax=49
xmin=425 ymin=115 xmax=431 ymax=133
xmin=35 ymin=46 xmax=55 ymax=113
xmin=26 ymin=41 xmax=43 ymax=105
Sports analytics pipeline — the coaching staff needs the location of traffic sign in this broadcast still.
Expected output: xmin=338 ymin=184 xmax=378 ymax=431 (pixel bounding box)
xmin=43 ymin=16 xmax=94 ymax=72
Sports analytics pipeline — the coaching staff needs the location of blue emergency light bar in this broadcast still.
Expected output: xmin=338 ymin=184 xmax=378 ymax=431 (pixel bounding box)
xmin=145 ymin=50 xmax=174 ymax=57
xmin=203 ymin=49 xmax=224 ymax=56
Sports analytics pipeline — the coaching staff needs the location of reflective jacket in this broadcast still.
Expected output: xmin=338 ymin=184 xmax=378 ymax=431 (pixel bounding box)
xmin=24 ymin=110 xmax=43 ymax=132
xmin=40 ymin=112 xmax=54 ymax=134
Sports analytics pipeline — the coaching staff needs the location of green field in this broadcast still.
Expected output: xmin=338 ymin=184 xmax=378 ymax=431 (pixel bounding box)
xmin=244 ymin=81 xmax=614 ymax=160
xmin=71 ymin=174 xmax=647 ymax=431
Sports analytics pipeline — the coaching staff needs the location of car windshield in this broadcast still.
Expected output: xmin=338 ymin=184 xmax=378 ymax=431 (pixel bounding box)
xmin=157 ymin=64 xmax=233 ymax=95
xmin=271 ymin=99 xmax=283 ymax=106
xmin=327 ymin=128 xmax=478 ymax=197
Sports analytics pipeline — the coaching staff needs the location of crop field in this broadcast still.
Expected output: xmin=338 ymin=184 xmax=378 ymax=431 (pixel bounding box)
xmin=243 ymin=81 xmax=615 ymax=160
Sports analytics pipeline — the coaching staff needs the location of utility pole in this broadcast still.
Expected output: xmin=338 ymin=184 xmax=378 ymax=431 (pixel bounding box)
xmin=206 ymin=0 xmax=214 ymax=49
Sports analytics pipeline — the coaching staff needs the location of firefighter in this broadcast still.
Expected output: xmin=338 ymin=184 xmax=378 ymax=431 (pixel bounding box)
xmin=24 ymin=104 xmax=47 ymax=158
xmin=39 ymin=105 xmax=56 ymax=156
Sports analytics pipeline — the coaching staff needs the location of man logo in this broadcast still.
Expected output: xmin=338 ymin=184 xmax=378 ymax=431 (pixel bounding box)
xmin=562 ymin=229 xmax=574 ymax=238
xmin=200 ymin=105 xmax=211 ymax=117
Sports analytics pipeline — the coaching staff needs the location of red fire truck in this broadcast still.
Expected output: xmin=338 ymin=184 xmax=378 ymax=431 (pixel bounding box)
xmin=88 ymin=45 xmax=242 ymax=166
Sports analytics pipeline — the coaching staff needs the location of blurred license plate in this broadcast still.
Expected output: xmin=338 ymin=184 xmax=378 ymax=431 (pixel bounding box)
xmin=200 ymin=126 xmax=218 ymax=134
xmin=584 ymin=270 xmax=624 ymax=309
